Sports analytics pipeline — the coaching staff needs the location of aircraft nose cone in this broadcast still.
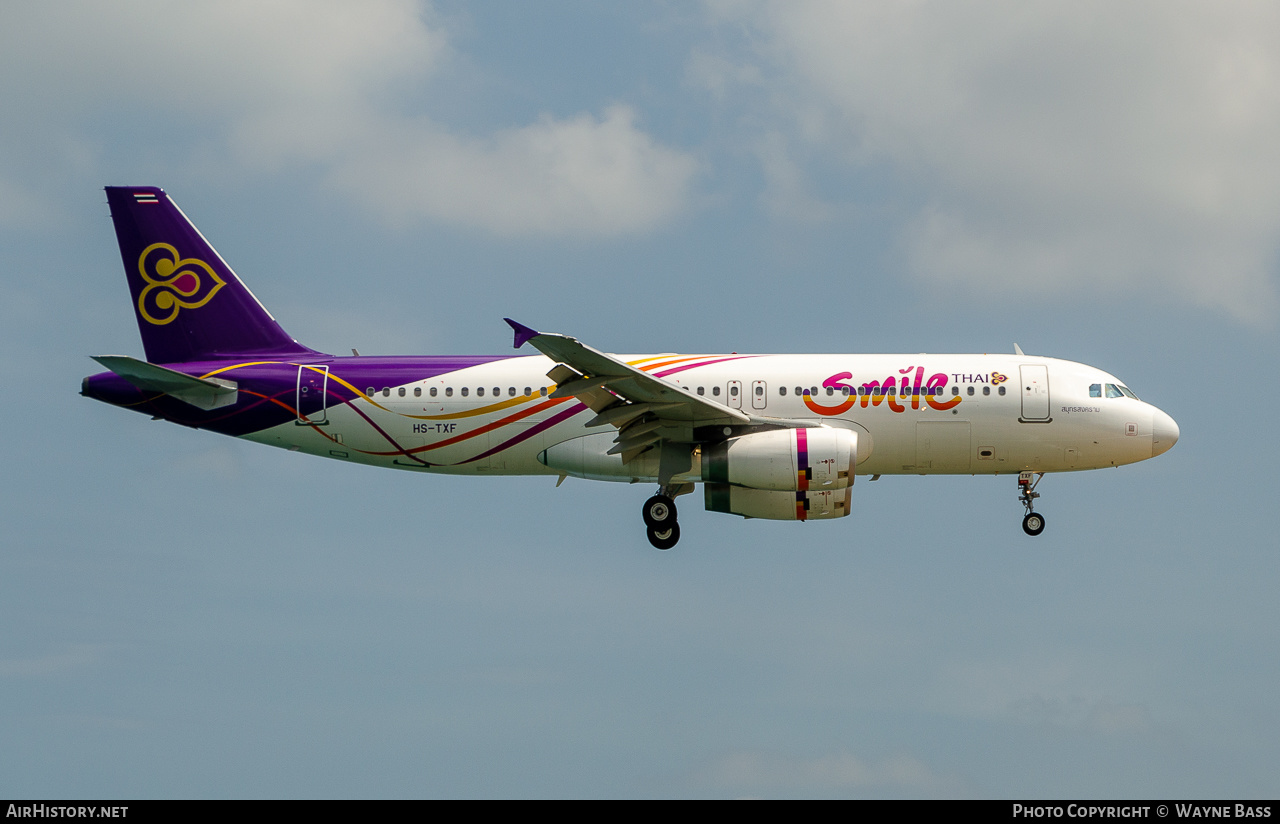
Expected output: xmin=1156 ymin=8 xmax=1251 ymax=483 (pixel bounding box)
xmin=1152 ymin=409 xmax=1179 ymax=456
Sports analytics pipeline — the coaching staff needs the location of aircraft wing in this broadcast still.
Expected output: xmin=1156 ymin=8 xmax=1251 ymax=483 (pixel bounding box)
xmin=505 ymin=319 xmax=751 ymax=427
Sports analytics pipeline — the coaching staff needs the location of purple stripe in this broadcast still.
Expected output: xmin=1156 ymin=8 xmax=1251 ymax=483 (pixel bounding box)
xmin=350 ymin=400 xmax=432 ymax=465
xmin=653 ymin=355 xmax=755 ymax=379
xmin=796 ymin=427 xmax=809 ymax=489
xmin=455 ymin=402 xmax=588 ymax=465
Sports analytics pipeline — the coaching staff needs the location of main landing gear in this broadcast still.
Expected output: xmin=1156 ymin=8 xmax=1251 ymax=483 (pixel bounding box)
xmin=1018 ymin=471 xmax=1046 ymax=536
xmin=643 ymin=490 xmax=682 ymax=550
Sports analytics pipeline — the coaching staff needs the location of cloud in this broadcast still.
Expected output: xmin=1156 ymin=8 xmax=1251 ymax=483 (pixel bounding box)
xmin=0 ymin=1 xmax=696 ymax=238
xmin=328 ymin=105 xmax=700 ymax=236
xmin=700 ymin=0 xmax=1280 ymax=323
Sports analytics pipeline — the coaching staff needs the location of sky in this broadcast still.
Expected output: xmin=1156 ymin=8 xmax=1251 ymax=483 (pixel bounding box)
xmin=1 ymin=0 xmax=1277 ymax=799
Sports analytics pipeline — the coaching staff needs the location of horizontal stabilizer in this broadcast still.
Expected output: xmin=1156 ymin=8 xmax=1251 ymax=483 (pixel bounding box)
xmin=91 ymin=355 xmax=238 ymax=411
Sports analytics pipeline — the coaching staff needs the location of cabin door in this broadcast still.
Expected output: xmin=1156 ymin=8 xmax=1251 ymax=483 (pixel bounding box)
xmin=1019 ymin=365 xmax=1050 ymax=421
xmin=296 ymin=365 xmax=330 ymax=425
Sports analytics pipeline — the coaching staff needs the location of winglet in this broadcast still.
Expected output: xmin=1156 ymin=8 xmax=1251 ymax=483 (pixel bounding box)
xmin=504 ymin=318 xmax=539 ymax=349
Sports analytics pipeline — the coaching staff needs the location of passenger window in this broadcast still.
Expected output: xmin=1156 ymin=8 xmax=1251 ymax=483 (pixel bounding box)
xmin=493 ymin=387 xmax=499 ymax=397
xmin=430 ymin=387 xmax=438 ymax=397
xmin=524 ymin=387 xmax=531 ymax=396
xmin=983 ymin=386 xmax=990 ymax=396
xmin=1090 ymin=383 xmax=1102 ymax=398
xmin=697 ymin=386 xmax=705 ymax=396
xmin=366 ymin=387 xmax=375 ymax=396
xmin=477 ymin=387 xmax=484 ymax=397
xmin=382 ymin=388 xmax=390 ymax=397
xmin=842 ymin=386 xmax=850 ymax=396
xmin=811 ymin=386 xmax=819 ymax=396
xmin=540 ymin=387 xmax=547 ymax=396
xmin=508 ymin=387 xmax=516 ymax=397
xmin=795 ymin=386 xmax=803 ymax=396
xmin=755 ymin=385 xmax=764 ymax=396
xmin=414 ymin=387 xmax=421 ymax=397
xmin=998 ymin=386 xmax=1006 ymax=396
xmin=825 ymin=387 xmax=834 ymax=396
xmin=730 ymin=385 xmax=739 ymax=397
xmin=712 ymin=386 xmax=720 ymax=396
xmin=952 ymin=386 xmax=959 ymax=395
xmin=398 ymin=387 xmax=406 ymax=397
xmin=780 ymin=386 xmax=788 ymax=396
xmin=461 ymin=387 xmax=469 ymax=397
xmin=445 ymin=387 xmax=453 ymax=397
xmin=967 ymin=386 xmax=975 ymax=396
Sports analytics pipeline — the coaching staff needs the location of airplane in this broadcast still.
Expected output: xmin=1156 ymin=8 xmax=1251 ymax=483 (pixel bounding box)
xmin=82 ymin=186 xmax=1179 ymax=549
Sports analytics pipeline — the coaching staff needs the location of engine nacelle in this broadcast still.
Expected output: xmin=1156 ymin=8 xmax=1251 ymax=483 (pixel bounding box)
xmin=701 ymin=427 xmax=856 ymax=491
xmin=704 ymin=483 xmax=852 ymax=521
xmin=538 ymin=432 xmax=701 ymax=483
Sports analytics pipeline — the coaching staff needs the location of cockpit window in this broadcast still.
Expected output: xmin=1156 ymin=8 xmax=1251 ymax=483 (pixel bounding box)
xmin=1090 ymin=383 xmax=1101 ymax=398
xmin=1105 ymin=384 xmax=1124 ymax=399
xmin=1118 ymin=385 xmax=1139 ymax=400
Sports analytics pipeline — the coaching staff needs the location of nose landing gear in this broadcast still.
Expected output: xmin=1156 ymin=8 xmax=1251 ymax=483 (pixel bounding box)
xmin=1018 ymin=471 xmax=1046 ymax=536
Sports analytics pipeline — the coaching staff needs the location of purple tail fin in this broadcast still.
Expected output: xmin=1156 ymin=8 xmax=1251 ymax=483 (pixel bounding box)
xmin=105 ymin=186 xmax=321 ymax=364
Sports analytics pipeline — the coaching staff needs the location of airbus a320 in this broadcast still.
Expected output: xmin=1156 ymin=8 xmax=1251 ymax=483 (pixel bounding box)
xmin=83 ymin=187 xmax=1179 ymax=549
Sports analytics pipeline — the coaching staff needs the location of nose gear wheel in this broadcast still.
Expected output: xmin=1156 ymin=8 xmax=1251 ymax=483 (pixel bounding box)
xmin=1018 ymin=472 xmax=1046 ymax=536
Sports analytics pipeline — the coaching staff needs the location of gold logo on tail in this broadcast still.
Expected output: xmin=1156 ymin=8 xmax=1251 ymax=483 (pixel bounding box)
xmin=136 ymin=243 xmax=225 ymax=325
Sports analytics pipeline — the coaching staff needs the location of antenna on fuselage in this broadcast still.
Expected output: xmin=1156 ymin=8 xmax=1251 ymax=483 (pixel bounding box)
xmin=1014 ymin=343 xmax=1025 ymax=356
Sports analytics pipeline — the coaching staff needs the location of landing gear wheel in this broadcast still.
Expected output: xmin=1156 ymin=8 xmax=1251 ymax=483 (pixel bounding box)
xmin=647 ymin=523 xmax=681 ymax=550
xmin=642 ymin=495 xmax=677 ymax=528
xmin=1017 ymin=472 xmax=1046 ymax=537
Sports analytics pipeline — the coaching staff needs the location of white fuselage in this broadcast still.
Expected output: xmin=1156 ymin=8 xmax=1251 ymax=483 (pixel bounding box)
xmin=241 ymin=352 xmax=1175 ymax=482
